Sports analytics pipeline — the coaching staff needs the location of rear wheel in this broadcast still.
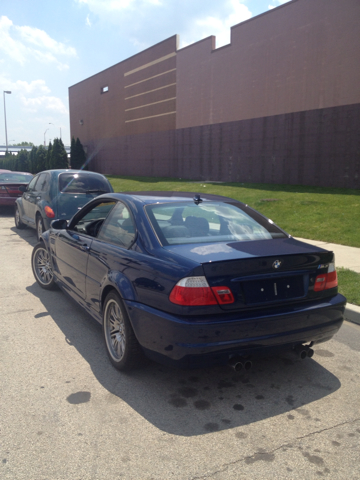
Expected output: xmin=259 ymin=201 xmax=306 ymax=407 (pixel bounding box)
xmin=31 ymin=242 xmax=56 ymax=290
xmin=14 ymin=205 xmax=26 ymax=229
xmin=103 ymin=291 xmax=145 ymax=371
xmin=36 ymin=215 xmax=45 ymax=240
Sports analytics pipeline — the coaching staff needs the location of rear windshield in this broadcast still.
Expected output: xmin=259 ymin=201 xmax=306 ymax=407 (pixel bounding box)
xmin=0 ymin=173 xmax=33 ymax=183
xmin=145 ymin=201 xmax=287 ymax=245
xmin=58 ymin=173 xmax=110 ymax=194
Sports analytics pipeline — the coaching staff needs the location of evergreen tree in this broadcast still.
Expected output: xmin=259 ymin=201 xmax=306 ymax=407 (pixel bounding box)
xmin=15 ymin=149 xmax=29 ymax=172
xmin=71 ymin=137 xmax=86 ymax=170
xmin=46 ymin=141 xmax=53 ymax=169
xmin=49 ymin=138 xmax=69 ymax=169
xmin=70 ymin=137 xmax=76 ymax=167
xmin=35 ymin=145 xmax=47 ymax=173
xmin=29 ymin=146 xmax=37 ymax=173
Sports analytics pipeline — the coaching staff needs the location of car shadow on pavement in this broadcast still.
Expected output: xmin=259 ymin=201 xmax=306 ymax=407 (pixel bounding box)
xmin=26 ymin=282 xmax=341 ymax=437
xmin=8 ymin=225 xmax=38 ymax=246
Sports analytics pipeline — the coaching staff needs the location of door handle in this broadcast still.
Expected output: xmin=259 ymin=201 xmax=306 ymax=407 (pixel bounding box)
xmin=80 ymin=244 xmax=90 ymax=252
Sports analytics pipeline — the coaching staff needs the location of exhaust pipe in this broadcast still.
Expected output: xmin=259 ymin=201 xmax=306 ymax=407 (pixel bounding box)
xmin=228 ymin=357 xmax=252 ymax=372
xmin=244 ymin=360 xmax=252 ymax=371
xmin=228 ymin=357 xmax=243 ymax=372
xmin=293 ymin=344 xmax=314 ymax=359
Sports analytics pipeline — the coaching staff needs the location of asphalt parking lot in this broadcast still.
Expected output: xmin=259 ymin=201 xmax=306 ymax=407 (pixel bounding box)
xmin=1 ymin=206 xmax=360 ymax=480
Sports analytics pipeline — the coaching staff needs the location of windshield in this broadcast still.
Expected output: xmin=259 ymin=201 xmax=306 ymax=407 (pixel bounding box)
xmin=58 ymin=172 xmax=110 ymax=194
xmin=0 ymin=173 xmax=33 ymax=183
xmin=146 ymin=201 xmax=286 ymax=246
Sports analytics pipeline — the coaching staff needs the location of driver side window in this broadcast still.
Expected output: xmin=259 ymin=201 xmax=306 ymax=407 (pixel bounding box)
xmin=97 ymin=202 xmax=135 ymax=248
xmin=27 ymin=175 xmax=39 ymax=192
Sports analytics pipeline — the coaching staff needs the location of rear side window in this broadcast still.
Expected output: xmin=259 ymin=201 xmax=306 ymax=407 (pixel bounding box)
xmin=146 ymin=201 xmax=286 ymax=246
xmin=58 ymin=173 xmax=110 ymax=194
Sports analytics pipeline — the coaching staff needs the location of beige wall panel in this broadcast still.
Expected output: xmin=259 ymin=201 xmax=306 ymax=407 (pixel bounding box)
xmin=124 ymin=57 xmax=176 ymax=87
xmin=125 ymin=71 xmax=176 ymax=99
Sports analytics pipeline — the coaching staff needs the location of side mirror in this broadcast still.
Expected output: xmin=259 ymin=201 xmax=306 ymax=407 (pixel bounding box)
xmin=51 ymin=219 xmax=68 ymax=230
xmin=19 ymin=185 xmax=27 ymax=192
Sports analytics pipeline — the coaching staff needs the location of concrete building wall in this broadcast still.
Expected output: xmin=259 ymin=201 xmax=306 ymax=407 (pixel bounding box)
xmin=69 ymin=0 xmax=360 ymax=189
xmin=176 ymin=0 xmax=360 ymax=128
xmin=69 ymin=36 xmax=178 ymax=145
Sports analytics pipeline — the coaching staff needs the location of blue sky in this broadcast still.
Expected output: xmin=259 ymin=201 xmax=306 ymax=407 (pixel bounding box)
xmin=0 ymin=0 xmax=290 ymax=147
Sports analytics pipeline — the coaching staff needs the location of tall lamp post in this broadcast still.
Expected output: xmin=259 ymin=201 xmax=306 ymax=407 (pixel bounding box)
xmin=49 ymin=122 xmax=62 ymax=140
xmin=3 ymin=91 xmax=11 ymax=153
xmin=44 ymin=128 xmax=49 ymax=147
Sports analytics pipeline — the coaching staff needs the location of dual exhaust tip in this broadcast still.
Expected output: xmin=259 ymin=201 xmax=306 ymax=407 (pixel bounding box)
xmin=229 ymin=344 xmax=314 ymax=371
xmin=228 ymin=356 xmax=252 ymax=372
xmin=293 ymin=344 xmax=314 ymax=359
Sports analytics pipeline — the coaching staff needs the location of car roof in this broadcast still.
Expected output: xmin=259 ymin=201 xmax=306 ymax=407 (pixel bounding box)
xmin=42 ymin=169 xmax=106 ymax=175
xmin=106 ymin=191 xmax=244 ymax=205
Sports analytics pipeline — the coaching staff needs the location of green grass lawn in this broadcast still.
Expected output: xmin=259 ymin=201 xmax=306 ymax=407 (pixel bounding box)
xmin=108 ymin=175 xmax=360 ymax=247
xmin=337 ymin=268 xmax=360 ymax=306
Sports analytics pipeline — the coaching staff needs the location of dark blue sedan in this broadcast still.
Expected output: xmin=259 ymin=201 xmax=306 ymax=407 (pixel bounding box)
xmin=31 ymin=192 xmax=346 ymax=371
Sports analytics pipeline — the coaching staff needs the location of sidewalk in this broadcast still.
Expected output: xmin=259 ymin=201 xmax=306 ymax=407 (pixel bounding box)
xmin=296 ymin=238 xmax=360 ymax=326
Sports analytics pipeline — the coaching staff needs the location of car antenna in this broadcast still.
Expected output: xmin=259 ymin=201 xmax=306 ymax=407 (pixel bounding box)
xmin=193 ymin=194 xmax=202 ymax=205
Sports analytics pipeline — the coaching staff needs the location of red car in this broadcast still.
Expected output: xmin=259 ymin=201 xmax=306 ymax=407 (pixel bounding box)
xmin=0 ymin=171 xmax=33 ymax=206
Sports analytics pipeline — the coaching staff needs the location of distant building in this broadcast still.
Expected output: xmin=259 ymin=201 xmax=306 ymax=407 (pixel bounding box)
xmin=69 ymin=0 xmax=360 ymax=188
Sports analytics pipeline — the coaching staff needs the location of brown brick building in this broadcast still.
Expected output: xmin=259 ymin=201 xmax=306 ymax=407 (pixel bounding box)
xmin=69 ymin=0 xmax=360 ymax=188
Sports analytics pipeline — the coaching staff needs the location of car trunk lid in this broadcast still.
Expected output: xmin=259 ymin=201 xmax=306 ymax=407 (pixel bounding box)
xmin=165 ymin=238 xmax=334 ymax=310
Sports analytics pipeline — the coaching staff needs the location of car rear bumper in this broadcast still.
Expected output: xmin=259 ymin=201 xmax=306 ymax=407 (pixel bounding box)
xmin=126 ymin=294 xmax=346 ymax=367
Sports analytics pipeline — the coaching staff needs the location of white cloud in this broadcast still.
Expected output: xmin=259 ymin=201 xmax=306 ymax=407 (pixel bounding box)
xmin=181 ymin=0 xmax=252 ymax=49
xmin=20 ymin=95 xmax=68 ymax=115
xmin=0 ymin=15 xmax=76 ymax=70
xmin=268 ymin=0 xmax=291 ymax=10
xmin=76 ymin=0 xmax=160 ymax=13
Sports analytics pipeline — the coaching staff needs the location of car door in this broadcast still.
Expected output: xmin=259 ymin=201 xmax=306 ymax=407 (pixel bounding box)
xmin=53 ymin=228 xmax=93 ymax=301
xmin=85 ymin=201 xmax=136 ymax=318
xmin=25 ymin=172 xmax=50 ymax=224
xmin=22 ymin=174 xmax=40 ymax=224
xmin=52 ymin=200 xmax=117 ymax=302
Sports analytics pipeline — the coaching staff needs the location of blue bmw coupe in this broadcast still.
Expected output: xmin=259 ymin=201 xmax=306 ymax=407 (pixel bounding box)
xmin=31 ymin=191 xmax=346 ymax=371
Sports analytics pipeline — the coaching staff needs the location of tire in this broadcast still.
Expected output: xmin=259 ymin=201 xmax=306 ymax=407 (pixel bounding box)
xmin=14 ymin=205 xmax=26 ymax=229
xmin=103 ymin=291 xmax=145 ymax=371
xmin=31 ymin=242 xmax=56 ymax=290
xmin=36 ymin=215 xmax=45 ymax=241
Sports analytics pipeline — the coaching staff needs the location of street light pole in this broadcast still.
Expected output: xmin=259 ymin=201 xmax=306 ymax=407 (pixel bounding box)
xmin=49 ymin=122 xmax=62 ymax=140
xmin=44 ymin=128 xmax=49 ymax=147
xmin=3 ymin=91 xmax=11 ymax=154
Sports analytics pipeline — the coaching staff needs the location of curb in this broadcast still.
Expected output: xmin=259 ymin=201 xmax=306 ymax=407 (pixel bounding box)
xmin=345 ymin=304 xmax=360 ymax=326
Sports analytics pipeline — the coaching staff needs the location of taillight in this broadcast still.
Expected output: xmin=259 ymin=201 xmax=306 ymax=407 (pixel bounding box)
xmin=314 ymin=263 xmax=338 ymax=291
xmin=169 ymin=276 xmax=234 ymax=306
xmin=44 ymin=206 xmax=55 ymax=218
xmin=211 ymin=286 xmax=235 ymax=304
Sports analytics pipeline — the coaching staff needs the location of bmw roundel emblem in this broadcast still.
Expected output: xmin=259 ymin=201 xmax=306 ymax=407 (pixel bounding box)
xmin=272 ymin=260 xmax=282 ymax=269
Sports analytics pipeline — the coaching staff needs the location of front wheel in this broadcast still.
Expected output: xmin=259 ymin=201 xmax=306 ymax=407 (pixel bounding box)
xmin=14 ymin=205 xmax=26 ymax=229
xmin=36 ymin=215 xmax=45 ymax=241
xmin=31 ymin=242 xmax=56 ymax=290
xmin=103 ymin=291 xmax=146 ymax=371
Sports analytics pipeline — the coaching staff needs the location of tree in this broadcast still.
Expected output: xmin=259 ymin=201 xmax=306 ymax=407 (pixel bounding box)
xmin=29 ymin=146 xmax=37 ymax=173
xmin=35 ymin=146 xmax=47 ymax=173
xmin=49 ymin=138 xmax=68 ymax=169
xmin=70 ymin=137 xmax=87 ymax=170
xmin=15 ymin=149 xmax=29 ymax=172
xmin=46 ymin=141 xmax=52 ymax=169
